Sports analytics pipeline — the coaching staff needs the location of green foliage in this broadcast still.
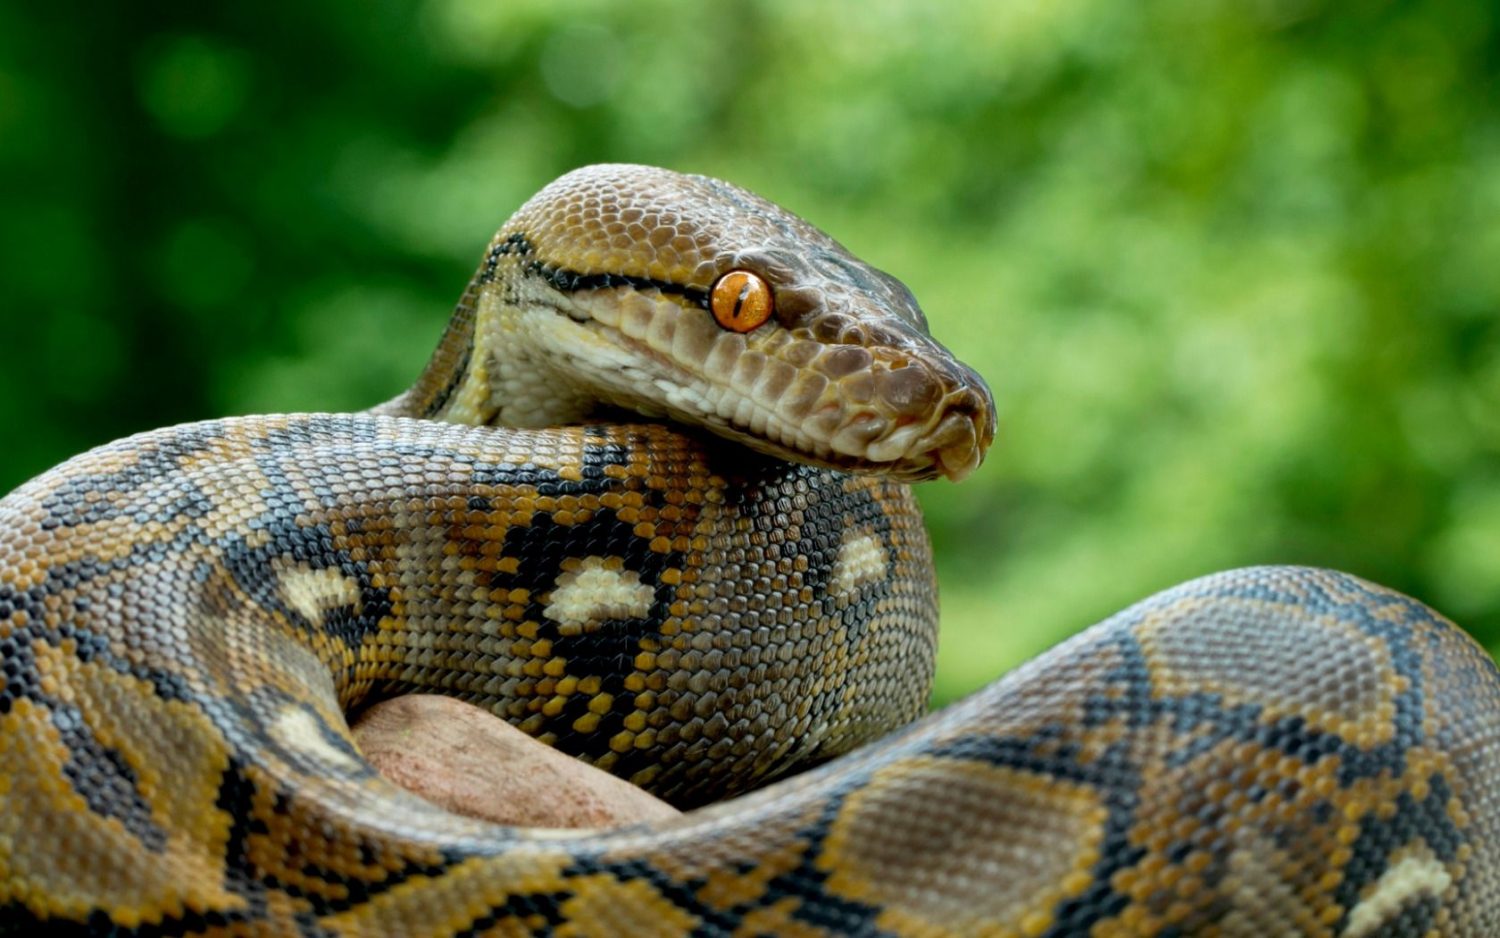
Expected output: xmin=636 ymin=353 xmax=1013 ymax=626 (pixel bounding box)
xmin=3 ymin=0 xmax=1496 ymax=703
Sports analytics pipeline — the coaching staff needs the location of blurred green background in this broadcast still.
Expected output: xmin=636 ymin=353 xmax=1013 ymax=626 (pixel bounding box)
xmin=3 ymin=0 xmax=1497 ymax=703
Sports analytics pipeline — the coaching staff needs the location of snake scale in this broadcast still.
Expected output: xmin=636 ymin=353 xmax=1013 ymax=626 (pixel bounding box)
xmin=1 ymin=164 xmax=1497 ymax=937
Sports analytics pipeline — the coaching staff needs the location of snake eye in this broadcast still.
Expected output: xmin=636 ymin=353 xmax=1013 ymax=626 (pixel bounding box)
xmin=710 ymin=270 xmax=774 ymax=333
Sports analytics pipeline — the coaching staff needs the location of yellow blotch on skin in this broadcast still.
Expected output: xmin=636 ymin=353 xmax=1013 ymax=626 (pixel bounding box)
xmin=544 ymin=556 xmax=655 ymax=633
xmin=1344 ymin=848 xmax=1452 ymax=938
xmin=830 ymin=531 xmax=888 ymax=598
xmin=268 ymin=704 xmax=362 ymax=773
xmin=277 ymin=563 xmax=363 ymax=624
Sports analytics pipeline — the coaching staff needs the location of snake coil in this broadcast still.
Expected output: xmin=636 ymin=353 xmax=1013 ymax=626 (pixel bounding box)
xmin=1 ymin=164 xmax=1496 ymax=936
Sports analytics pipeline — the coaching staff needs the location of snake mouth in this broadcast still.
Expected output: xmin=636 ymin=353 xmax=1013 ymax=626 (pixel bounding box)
xmin=900 ymin=391 xmax=993 ymax=482
xmin=728 ymin=412 xmax=986 ymax=483
xmin=736 ymin=338 xmax=994 ymax=483
xmin=832 ymin=393 xmax=992 ymax=482
xmin=774 ymin=389 xmax=991 ymax=482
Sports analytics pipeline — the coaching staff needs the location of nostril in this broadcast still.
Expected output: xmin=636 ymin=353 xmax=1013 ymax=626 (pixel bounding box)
xmin=976 ymin=394 xmax=998 ymax=443
xmin=907 ymin=410 xmax=983 ymax=482
xmin=958 ymin=393 xmax=997 ymax=453
xmin=946 ymin=373 xmax=996 ymax=443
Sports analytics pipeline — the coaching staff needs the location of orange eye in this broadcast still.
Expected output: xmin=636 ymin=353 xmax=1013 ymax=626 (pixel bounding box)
xmin=710 ymin=270 xmax=774 ymax=333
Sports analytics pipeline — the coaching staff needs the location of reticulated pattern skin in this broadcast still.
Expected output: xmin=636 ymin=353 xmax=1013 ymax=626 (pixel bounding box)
xmin=2 ymin=164 xmax=1498 ymax=936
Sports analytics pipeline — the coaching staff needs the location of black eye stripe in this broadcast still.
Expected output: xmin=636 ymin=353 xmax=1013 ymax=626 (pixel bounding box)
xmin=528 ymin=262 xmax=710 ymax=310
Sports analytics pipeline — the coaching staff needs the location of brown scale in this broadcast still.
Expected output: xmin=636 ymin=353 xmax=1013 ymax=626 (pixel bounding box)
xmin=0 ymin=165 xmax=1497 ymax=936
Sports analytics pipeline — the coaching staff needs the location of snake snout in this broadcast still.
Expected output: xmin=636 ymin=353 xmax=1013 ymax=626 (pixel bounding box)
xmin=840 ymin=352 xmax=994 ymax=482
xmin=922 ymin=384 xmax=994 ymax=481
xmin=877 ymin=381 xmax=993 ymax=482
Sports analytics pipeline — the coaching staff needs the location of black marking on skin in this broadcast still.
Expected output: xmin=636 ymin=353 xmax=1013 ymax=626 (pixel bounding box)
xmin=38 ymin=427 xmax=223 ymax=531
xmin=543 ymin=789 xmax=900 ymax=938
xmin=273 ymin=850 xmax=473 ymax=920
xmin=210 ymin=426 xmax=396 ymax=662
xmin=38 ymin=551 xmax=143 ymax=599
xmin=208 ymin=755 xmax=476 ymax=921
xmin=762 ymin=795 xmax=895 ymax=936
xmin=479 ymin=232 xmax=534 ymax=284
xmin=11 ymin=521 xmax=242 ymax=692
xmin=248 ymin=688 xmax=375 ymax=781
xmin=558 ymin=854 xmax=742 ymax=936
xmin=0 ymin=757 xmax=390 ymax=936
xmin=1012 ymin=569 xmax=1470 ymax=933
xmin=1161 ymin=571 xmax=1432 ymax=786
xmin=925 ymin=733 xmax=1142 ymax=936
xmin=51 ymin=702 xmax=169 ymax=851
xmin=460 ymin=432 xmax=808 ymax=794
xmin=929 ymin=732 xmax=1140 ymax=791
xmin=250 ymin=413 xmax=382 ymax=447
xmin=0 ymin=903 xmax=266 ymax=938
xmin=1076 ymin=574 xmax=1432 ymax=781
xmin=26 ymin=421 xmax=399 ymax=673
xmin=450 ymin=890 xmax=573 ymax=938
xmin=708 ymin=462 xmax=913 ymax=774
xmin=0 ymin=582 xmax=42 ymax=624
xmin=1363 ymin=896 xmax=1441 ymax=938
xmin=555 ymin=746 xmax=892 ymax=937
xmin=529 ymin=261 xmax=711 ymax=310
xmin=421 ymin=340 xmax=474 ymax=419
xmin=939 ymin=629 xmax=1147 ymax=933
xmin=1331 ymin=773 xmax=1461 ymax=935
xmin=484 ymin=489 xmax=681 ymax=760
xmin=0 ymin=588 xmax=50 ymax=715
xmin=218 ymin=515 xmax=387 ymax=654
xmin=297 ymin=912 xmax=339 ymax=938
xmin=470 ymin=440 xmax=633 ymax=496
xmin=0 ymin=613 xmax=195 ymax=725
xmin=715 ymin=460 xmax=892 ymax=612
xmin=528 ymin=439 xmax=909 ymax=798
xmin=72 ymin=510 xmax=215 ymax=586
xmin=210 ymin=754 xmax=276 ymax=926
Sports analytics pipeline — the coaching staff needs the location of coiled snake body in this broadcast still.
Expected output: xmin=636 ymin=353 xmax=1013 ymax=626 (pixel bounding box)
xmin=1 ymin=165 xmax=1497 ymax=936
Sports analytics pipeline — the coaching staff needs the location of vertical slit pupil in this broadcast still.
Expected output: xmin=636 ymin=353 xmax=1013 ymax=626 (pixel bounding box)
xmin=735 ymin=281 xmax=754 ymax=322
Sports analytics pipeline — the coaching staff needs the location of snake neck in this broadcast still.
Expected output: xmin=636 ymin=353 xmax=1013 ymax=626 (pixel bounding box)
xmin=372 ymin=274 xmax=482 ymax=421
xmin=374 ymin=262 xmax=597 ymax=429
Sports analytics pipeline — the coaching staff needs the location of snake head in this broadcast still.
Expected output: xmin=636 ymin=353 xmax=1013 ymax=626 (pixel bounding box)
xmin=446 ymin=163 xmax=995 ymax=482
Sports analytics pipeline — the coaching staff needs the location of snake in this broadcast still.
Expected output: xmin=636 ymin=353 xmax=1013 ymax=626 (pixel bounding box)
xmin=1 ymin=164 xmax=1497 ymax=937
